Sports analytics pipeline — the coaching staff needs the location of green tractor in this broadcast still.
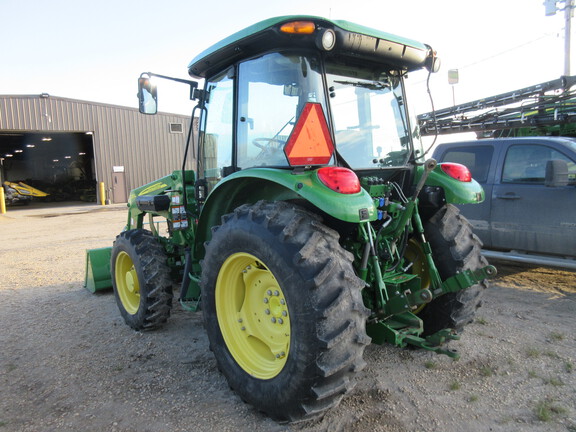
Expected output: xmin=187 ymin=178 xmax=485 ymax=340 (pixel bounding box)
xmin=88 ymin=16 xmax=495 ymax=422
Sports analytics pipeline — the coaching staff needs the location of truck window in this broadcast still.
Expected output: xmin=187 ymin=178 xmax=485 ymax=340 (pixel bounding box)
xmin=502 ymin=144 xmax=576 ymax=184
xmin=442 ymin=146 xmax=493 ymax=182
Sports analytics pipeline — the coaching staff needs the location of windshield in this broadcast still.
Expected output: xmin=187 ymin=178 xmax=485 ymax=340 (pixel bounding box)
xmin=326 ymin=63 xmax=412 ymax=169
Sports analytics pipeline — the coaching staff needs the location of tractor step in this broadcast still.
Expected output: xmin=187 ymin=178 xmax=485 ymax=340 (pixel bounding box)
xmin=179 ymin=297 xmax=201 ymax=312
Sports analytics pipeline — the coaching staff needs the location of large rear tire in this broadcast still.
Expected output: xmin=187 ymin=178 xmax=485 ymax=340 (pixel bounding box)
xmin=417 ymin=204 xmax=488 ymax=335
xmin=201 ymin=201 xmax=370 ymax=422
xmin=111 ymin=229 xmax=173 ymax=330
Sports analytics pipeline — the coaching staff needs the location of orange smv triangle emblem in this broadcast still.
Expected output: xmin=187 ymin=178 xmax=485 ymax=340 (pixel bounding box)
xmin=284 ymin=102 xmax=334 ymax=166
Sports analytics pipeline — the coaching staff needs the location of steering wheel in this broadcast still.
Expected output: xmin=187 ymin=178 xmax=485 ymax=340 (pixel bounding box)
xmin=252 ymin=138 xmax=284 ymax=150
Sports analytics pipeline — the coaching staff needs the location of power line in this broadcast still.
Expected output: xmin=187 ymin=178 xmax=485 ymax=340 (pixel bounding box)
xmin=457 ymin=33 xmax=558 ymax=70
xmin=411 ymin=33 xmax=558 ymax=87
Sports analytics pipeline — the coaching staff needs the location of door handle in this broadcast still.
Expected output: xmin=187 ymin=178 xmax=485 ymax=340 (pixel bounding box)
xmin=495 ymin=193 xmax=521 ymax=200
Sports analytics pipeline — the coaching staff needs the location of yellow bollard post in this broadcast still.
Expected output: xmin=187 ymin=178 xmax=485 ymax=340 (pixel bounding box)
xmin=99 ymin=182 xmax=106 ymax=206
xmin=0 ymin=186 xmax=5 ymax=214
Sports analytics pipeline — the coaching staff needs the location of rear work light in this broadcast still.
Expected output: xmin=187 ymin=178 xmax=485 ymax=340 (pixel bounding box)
xmin=280 ymin=21 xmax=316 ymax=34
xmin=317 ymin=167 xmax=361 ymax=194
xmin=440 ymin=163 xmax=472 ymax=182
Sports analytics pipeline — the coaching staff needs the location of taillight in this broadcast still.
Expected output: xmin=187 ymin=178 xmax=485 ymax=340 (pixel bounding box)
xmin=317 ymin=167 xmax=361 ymax=194
xmin=440 ymin=163 xmax=472 ymax=182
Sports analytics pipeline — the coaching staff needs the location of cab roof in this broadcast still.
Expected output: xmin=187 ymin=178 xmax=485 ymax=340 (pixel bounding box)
xmin=188 ymin=15 xmax=434 ymax=79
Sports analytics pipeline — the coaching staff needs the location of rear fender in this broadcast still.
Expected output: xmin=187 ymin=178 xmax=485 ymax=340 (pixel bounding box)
xmin=195 ymin=168 xmax=376 ymax=258
xmin=422 ymin=164 xmax=484 ymax=204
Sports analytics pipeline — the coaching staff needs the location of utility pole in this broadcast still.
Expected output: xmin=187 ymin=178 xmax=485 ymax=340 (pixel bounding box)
xmin=566 ymin=0 xmax=573 ymax=75
xmin=544 ymin=0 xmax=574 ymax=76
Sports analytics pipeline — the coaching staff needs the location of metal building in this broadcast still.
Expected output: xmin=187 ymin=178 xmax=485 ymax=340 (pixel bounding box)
xmin=0 ymin=94 xmax=193 ymax=204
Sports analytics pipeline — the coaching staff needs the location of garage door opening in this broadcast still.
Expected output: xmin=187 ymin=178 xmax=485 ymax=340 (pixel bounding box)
xmin=0 ymin=131 xmax=96 ymax=205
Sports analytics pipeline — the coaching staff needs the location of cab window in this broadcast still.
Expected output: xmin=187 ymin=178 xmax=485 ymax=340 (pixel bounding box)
xmin=326 ymin=62 xmax=411 ymax=169
xmin=202 ymin=68 xmax=234 ymax=189
xmin=236 ymin=52 xmax=327 ymax=169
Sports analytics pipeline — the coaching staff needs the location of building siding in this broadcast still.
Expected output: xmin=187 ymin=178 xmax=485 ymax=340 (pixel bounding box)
xmin=0 ymin=94 xmax=194 ymax=203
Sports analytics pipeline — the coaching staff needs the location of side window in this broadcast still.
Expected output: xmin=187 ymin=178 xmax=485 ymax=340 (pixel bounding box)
xmin=203 ymin=69 xmax=234 ymax=189
xmin=550 ymin=148 xmax=576 ymax=185
xmin=442 ymin=146 xmax=493 ymax=183
xmin=501 ymin=144 xmax=576 ymax=184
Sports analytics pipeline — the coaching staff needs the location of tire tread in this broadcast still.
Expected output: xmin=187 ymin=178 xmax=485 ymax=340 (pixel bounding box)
xmin=201 ymin=201 xmax=370 ymax=422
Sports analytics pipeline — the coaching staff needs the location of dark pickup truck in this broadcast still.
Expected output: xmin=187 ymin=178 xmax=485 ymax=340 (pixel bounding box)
xmin=432 ymin=137 xmax=576 ymax=269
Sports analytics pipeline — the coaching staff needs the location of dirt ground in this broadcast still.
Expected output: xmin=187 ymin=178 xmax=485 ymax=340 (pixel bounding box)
xmin=1 ymin=203 xmax=575 ymax=432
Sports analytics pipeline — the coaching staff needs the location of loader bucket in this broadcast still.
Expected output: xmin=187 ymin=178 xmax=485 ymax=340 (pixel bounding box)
xmin=84 ymin=247 xmax=112 ymax=292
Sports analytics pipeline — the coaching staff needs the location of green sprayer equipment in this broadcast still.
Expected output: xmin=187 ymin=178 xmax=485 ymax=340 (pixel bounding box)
xmin=86 ymin=16 xmax=496 ymax=422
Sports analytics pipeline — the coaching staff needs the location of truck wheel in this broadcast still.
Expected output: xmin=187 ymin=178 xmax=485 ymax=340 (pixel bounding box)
xmin=111 ymin=229 xmax=173 ymax=330
xmin=417 ymin=204 xmax=488 ymax=335
xmin=201 ymin=201 xmax=370 ymax=422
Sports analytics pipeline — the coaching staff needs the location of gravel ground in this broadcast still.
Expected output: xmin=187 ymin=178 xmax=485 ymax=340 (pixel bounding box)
xmin=0 ymin=203 xmax=575 ymax=432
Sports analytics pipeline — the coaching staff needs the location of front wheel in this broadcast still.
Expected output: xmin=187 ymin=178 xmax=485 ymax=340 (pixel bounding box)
xmin=201 ymin=201 xmax=370 ymax=422
xmin=111 ymin=229 xmax=173 ymax=330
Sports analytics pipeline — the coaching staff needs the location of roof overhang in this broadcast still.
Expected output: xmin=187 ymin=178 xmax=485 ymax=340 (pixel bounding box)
xmin=188 ymin=15 xmax=435 ymax=79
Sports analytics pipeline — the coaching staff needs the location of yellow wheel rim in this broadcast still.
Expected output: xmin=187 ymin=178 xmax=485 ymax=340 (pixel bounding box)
xmin=404 ymin=239 xmax=431 ymax=314
xmin=115 ymin=251 xmax=140 ymax=315
xmin=216 ymin=252 xmax=291 ymax=380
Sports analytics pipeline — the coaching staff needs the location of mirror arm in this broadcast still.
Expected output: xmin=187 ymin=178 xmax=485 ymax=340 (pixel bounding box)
xmin=140 ymin=72 xmax=201 ymax=100
xmin=142 ymin=72 xmax=197 ymax=87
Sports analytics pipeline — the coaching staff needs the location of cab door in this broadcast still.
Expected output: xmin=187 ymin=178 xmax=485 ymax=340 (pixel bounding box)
xmin=202 ymin=68 xmax=234 ymax=193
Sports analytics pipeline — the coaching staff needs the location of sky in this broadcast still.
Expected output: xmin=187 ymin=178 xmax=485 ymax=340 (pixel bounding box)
xmin=0 ymin=0 xmax=572 ymax=119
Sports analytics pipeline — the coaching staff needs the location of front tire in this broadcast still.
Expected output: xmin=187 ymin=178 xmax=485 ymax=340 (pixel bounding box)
xmin=111 ymin=229 xmax=173 ymax=330
xmin=201 ymin=201 xmax=370 ymax=422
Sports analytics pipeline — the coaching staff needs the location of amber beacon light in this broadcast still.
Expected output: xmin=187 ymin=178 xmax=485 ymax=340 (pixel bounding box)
xmin=279 ymin=21 xmax=316 ymax=34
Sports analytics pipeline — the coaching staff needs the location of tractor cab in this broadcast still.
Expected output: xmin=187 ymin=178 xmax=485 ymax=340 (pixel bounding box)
xmin=187 ymin=16 xmax=440 ymax=193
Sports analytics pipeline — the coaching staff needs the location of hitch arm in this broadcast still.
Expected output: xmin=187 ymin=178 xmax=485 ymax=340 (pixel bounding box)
xmin=434 ymin=265 xmax=497 ymax=296
xmin=404 ymin=330 xmax=461 ymax=359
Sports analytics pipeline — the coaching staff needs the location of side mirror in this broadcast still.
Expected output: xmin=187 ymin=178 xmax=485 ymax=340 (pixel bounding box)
xmin=425 ymin=46 xmax=441 ymax=73
xmin=545 ymin=159 xmax=569 ymax=187
xmin=138 ymin=75 xmax=158 ymax=115
xmin=428 ymin=56 xmax=441 ymax=73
